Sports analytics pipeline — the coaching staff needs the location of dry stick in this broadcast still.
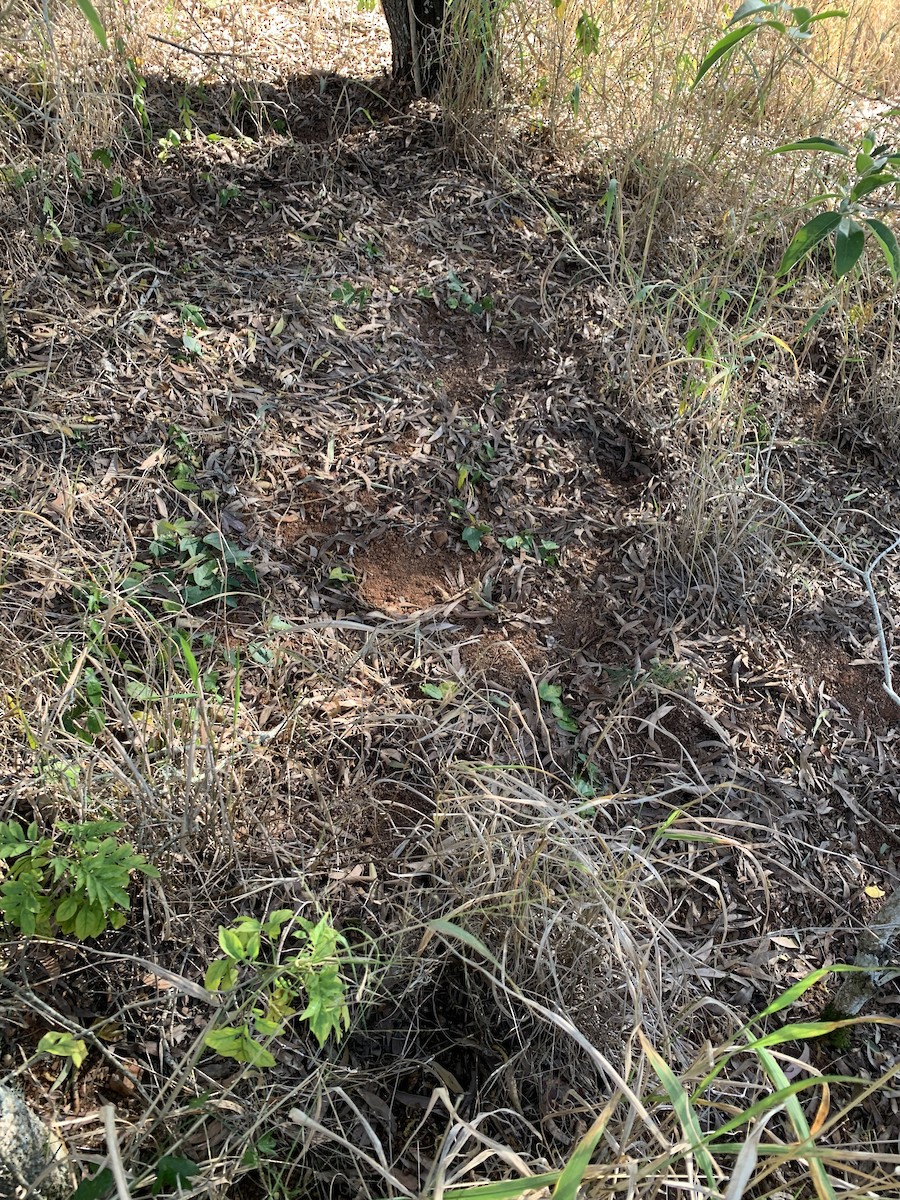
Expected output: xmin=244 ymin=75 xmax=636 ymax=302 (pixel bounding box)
xmin=760 ymin=480 xmax=900 ymax=1015
xmin=147 ymin=33 xmax=250 ymax=61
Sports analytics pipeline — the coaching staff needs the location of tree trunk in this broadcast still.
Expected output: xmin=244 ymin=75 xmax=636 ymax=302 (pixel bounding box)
xmin=381 ymin=0 xmax=446 ymax=95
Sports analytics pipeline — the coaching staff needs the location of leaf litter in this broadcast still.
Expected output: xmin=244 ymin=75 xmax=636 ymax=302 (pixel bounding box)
xmin=1 ymin=3 xmax=900 ymax=1195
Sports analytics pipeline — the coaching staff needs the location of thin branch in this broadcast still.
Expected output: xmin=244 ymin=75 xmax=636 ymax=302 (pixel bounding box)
xmin=147 ymin=33 xmax=250 ymax=61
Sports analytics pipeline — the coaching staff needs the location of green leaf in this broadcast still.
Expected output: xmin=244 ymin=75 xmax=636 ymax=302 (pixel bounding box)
xmin=806 ymin=8 xmax=847 ymax=22
xmin=181 ymin=331 xmax=202 ymax=355
xmin=38 ymin=1031 xmax=89 ymax=1068
xmin=834 ymin=217 xmax=865 ymax=277
xmin=71 ymin=1167 xmax=115 ymax=1200
xmin=575 ymin=12 xmax=600 ymax=55
xmin=55 ymin=895 xmax=80 ymax=925
xmin=552 ymin=1097 xmax=617 ymax=1200
xmin=799 ymin=294 xmax=839 ymax=337
xmin=771 ymin=136 xmax=849 ymax=156
xmin=72 ymin=0 xmax=108 ymax=49
xmin=851 ymin=171 xmax=899 ymax=202
xmin=152 ymin=1156 xmax=199 ymax=1196
xmin=218 ymin=925 xmax=248 ymax=960
xmin=863 ymin=217 xmax=900 ymax=283
xmin=428 ymin=918 xmax=502 ymax=969
xmin=461 ymin=525 xmax=485 ymax=552
xmin=729 ymin=0 xmax=772 ymax=23
xmin=692 ymin=24 xmax=762 ymax=88
xmin=204 ymin=958 xmax=238 ymax=992
xmin=777 ymin=210 xmax=842 ymax=274
xmin=420 ymin=681 xmax=454 ymax=700
xmin=299 ymin=962 xmax=349 ymax=1047
xmin=253 ymin=1014 xmax=286 ymax=1037
xmin=263 ymin=909 xmax=296 ymax=939
xmin=204 ymin=1024 xmax=276 ymax=1067
xmin=443 ymin=1175 xmax=562 ymax=1200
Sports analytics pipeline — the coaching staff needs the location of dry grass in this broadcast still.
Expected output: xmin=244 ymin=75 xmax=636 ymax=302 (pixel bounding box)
xmin=1 ymin=0 xmax=900 ymax=1198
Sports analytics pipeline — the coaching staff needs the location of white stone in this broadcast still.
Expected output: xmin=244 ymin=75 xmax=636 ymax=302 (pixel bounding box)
xmin=0 ymin=1086 xmax=68 ymax=1199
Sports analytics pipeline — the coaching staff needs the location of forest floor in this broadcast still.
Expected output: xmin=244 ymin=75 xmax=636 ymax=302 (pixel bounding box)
xmin=2 ymin=3 xmax=900 ymax=1197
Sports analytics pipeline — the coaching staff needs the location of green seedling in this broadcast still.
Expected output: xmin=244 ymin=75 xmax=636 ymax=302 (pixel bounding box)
xmin=204 ymin=910 xmax=351 ymax=1067
xmin=446 ymin=270 xmax=493 ymax=316
xmin=125 ymin=518 xmax=258 ymax=610
xmin=0 ymin=819 xmax=158 ymax=940
xmin=420 ymin=680 xmax=456 ymax=701
xmin=462 ymin=523 xmax=491 ymax=552
xmin=538 ymin=680 xmax=579 ymax=733
xmin=330 ymin=281 xmax=371 ymax=308
xmin=37 ymin=1031 xmax=88 ymax=1069
xmin=503 ymin=532 xmax=560 ymax=565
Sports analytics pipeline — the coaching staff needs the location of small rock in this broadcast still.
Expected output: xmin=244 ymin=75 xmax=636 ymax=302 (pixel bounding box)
xmin=0 ymin=1085 xmax=69 ymax=1199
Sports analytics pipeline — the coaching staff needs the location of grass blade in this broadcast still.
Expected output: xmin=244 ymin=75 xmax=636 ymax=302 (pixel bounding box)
xmin=639 ymin=1031 xmax=718 ymax=1190
xmin=551 ymin=1094 xmax=618 ymax=1200
xmin=72 ymin=0 xmax=108 ymax=49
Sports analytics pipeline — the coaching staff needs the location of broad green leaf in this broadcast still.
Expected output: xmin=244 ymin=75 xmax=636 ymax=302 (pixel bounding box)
xmin=263 ymin=909 xmax=295 ymax=938
xmin=152 ymin=1156 xmax=199 ymax=1196
xmin=575 ymin=12 xmax=600 ymax=55
xmin=218 ymin=925 xmax=247 ymax=960
xmin=462 ymin=525 xmax=485 ymax=552
xmin=834 ymin=217 xmax=865 ymax=277
xmin=38 ymin=1031 xmax=88 ymax=1068
xmin=863 ymin=217 xmax=900 ymax=283
xmin=204 ymin=958 xmax=238 ymax=992
xmin=777 ymin=210 xmax=842 ymax=274
xmin=204 ymin=1024 xmax=276 ymax=1067
xmin=851 ymin=171 xmax=899 ymax=201
xmin=770 ymin=137 xmax=849 ymax=156
xmin=71 ymin=1167 xmax=115 ymax=1200
xmin=73 ymin=0 xmax=108 ymax=49
xmin=693 ymin=24 xmax=763 ymax=88
xmin=729 ymin=0 xmax=772 ymax=24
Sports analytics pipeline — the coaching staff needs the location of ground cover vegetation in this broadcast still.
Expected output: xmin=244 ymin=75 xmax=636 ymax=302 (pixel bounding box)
xmin=1 ymin=0 xmax=900 ymax=1196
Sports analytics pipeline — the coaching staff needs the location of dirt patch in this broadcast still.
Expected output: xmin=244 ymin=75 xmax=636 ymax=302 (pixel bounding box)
xmin=460 ymin=626 xmax=550 ymax=691
xmin=794 ymin=637 xmax=900 ymax=730
xmin=357 ymin=530 xmax=464 ymax=613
